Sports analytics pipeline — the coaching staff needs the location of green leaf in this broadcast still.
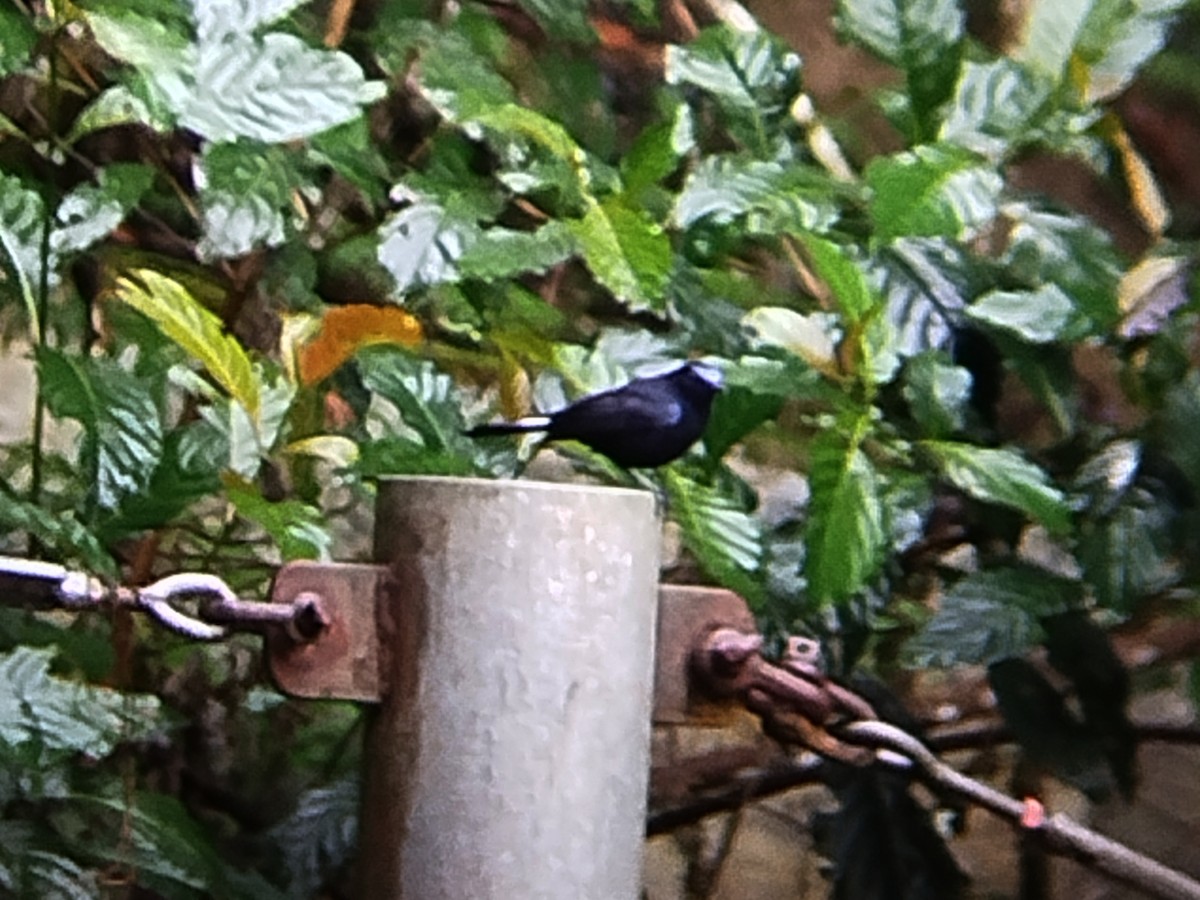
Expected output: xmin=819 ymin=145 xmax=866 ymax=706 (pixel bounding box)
xmin=457 ymin=222 xmax=576 ymax=282
xmin=469 ymin=104 xmax=586 ymax=169
xmin=1013 ymin=0 xmax=1093 ymax=79
xmin=622 ymin=103 xmax=695 ymax=192
xmin=742 ymin=306 xmax=839 ymax=369
xmin=37 ymin=348 xmax=164 ymax=512
xmin=357 ymin=437 xmax=481 ymax=477
xmin=805 ymin=420 xmax=886 ymax=605
xmin=0 ymin=172 xmax=45 ymax=325
xmin=666 ymin=26 xmax=801 ymax=111
xmin=75 ymin=793 xmax=240 ymax=895
xmin=192 ymin=0 xmax=307 ymax=42
xmin=511 ymin=0 xmax=592 ymax=40
xmin=226 ymin=481 xmax=332 ymax=561
xmin=866 ymin=144 xmax=1002 ymax=241
xmin=274 ymin=776 xmax=360 ymax=900
xmin=923 ymin=441 xmax=1072 ymax=532
xmin=1077 ymin=492 xmax=1180 ymax=613
xmin=999 ymin=203 xmax=1122 ymax=331
xmin=376 ymin=198 xmax=471 ymax=292
xmin=664 ymin=469 xmax=766 ymax=609
xmin=902 ymin=352 xmax=972 ymax=437
xmin=114 ymin=269 xmax=261 ymax=419
xmin=565 ymin=199 xmax=670 ymax=312
xmin=798 ymin=234 xmax=877 ymax=322
xmin=185 ymin=34 xmax=384 ymax=142
xmin=1080 ymin=0 xmax=1188 ymax=101
xmin=67 ymin=85 xmax=165 ymax=140
xmin=0 ymin=646 xmax=161 ymax=757
xmin=966 ymin=283 xmax=1078 ymax=343
xmin=357 ymin=348 xmax=469 ymax=455
xmin=940 ymin=59 xmax=1053 ymax=158
xmin=835 ymin=0 xmax=963 ymax=72
xmin=197 ymin=141 xmax=307 ymax=259
xmin=673 ymin=155 xmax=840 ymax=234
xmin=0 ymin=4 xmax=37 ymax=77
xmin=410 ymin=28 xmax=517 ymax=121
xmin=869 ymin=237 xmax=972 ymax=359
xmin=835 ymin=0 xmax=963 ymax=134
xmin=906 ymin=567 xmax=1077 ymax=666
xmin=52 ymin=164 xmax=154 ymax=255
xmin=0 ymin=493 xmax=117 ymax=579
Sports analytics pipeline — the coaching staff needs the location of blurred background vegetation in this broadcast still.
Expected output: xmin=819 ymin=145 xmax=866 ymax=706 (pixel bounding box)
xmin=1 ymin=0 xmax=1199 ymax=896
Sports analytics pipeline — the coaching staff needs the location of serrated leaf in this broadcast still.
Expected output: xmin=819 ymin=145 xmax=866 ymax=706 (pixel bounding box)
xmin=1077 ymin=493 xmax=1180 ymax=613
xmin=412 ymin=29 xmax=517 ymax=121
xmin=566 ymin=199 xmax=670 ymax=312
xmin=1078 ymin=0 xmax=1187 ymax=101
xmin=52 ymin=164 xmax=154 ymax=255
xmin=225 ymin=479 xmax=332 ymax=561
xmin=115 ymin=269 xmax=261 ymax=419
xmin=0 ymin=646 xmax=161 ymax=756
xmin=193 ymin=0 xmax=307 ymax=43
xmin=906 ymin=567 xmax=1077 ymax=666
xmin=673 ymin=156 xmax=840 ymax=234
xmin=798 ymin=234 xmax=877 ymax=322
xmin=940 ymin=59 xmax=1054 ymax=158
xmin=274 ymin=776 xmax=360 ymax=900
xmin=0 ymin=494 xmax=117 ymax=578
xmin=903 ymin=352 xmax=972 ymax=437
xmin=923 ymin=441 xmax=1071 ymax=532
xmin=867 ymin=144 xmax=1001 ymax=241
xmin=664 ymin=469 xmax=765 ymax=608
xmin=1013 ymin=0 xmax=1093 ymax=79
xmin=869 ymin=237 xmax=972 ymax=359
xmin=999 ymin=203 xmax=1122 ymax=331
xmin=835 ymin=0 xmax=963 ymax=71
xmin=666 ymin=26 xmax=801 ymax=111
xmin=376 ymin=199 xmax=472 ymax=293
xmin=357 ymin=347 xmax=468 ymax=454
xmin=966 ymin=283 xmax=1077 ymax=343
xmin=0 ymin=171 xmax=45 ymax=327
xmin=622 ymin=103 xmax=695 ymax=191
xmin=805 ymin=422 xmax=886 ymax=605
xmin=469 ymin=104 xmax=585 ymax=168
xmin=456 ymin=222 xmax=576 ymax=282
xmin=185 ymin=33 xmax=384 ymax=142
xmin=67 ymin=85 xmax=164 ymax=140
xmin=76 ymin=793 xmax=237 ymax=895
xmin=197 ymin=142 xmax=306 ymax=259
xmin=37 ymin=348 xmax=164 ymax=512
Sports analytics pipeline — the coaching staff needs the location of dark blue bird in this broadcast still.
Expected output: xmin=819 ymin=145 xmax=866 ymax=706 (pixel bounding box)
xmin=465 ymin=361 xmax=724 ymax=467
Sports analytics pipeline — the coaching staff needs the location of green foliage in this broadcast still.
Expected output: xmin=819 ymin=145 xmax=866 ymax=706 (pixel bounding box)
xmin=0 ymin=0 xmax=1196 ymax=893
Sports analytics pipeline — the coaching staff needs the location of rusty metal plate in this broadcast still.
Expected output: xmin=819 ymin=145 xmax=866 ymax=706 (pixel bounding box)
xmin=267 ymin=561 xmax=388 ymax=702
xmin=654 ymin=585 xmax=756 ymax=724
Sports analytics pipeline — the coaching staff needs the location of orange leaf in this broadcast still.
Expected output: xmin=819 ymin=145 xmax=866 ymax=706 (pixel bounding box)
xmin=299 ymin=304 xmax=423 ymax=385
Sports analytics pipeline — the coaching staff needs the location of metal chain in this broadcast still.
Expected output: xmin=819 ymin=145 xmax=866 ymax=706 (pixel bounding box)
xmin=0 ymin=554 xmax=327 ymax=642
xmin=688 ymin=623 xmax=1200 ymax=900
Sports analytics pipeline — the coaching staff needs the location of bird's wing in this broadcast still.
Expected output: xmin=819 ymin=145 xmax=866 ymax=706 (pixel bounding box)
xmin=549 ymin=381 xmax=682 ymax=436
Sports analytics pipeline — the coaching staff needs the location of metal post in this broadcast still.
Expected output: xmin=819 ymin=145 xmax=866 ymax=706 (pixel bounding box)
xmin=361 ymin=476 xmax=661 ymax=899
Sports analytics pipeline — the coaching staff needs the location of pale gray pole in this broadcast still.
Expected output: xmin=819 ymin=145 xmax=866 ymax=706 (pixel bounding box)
xmin=360 ymin=476 xmax=661 ymax=899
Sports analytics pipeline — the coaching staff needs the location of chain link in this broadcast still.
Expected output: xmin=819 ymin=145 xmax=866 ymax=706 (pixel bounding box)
xmin=0 ymin=555 xmax=327 ymax=642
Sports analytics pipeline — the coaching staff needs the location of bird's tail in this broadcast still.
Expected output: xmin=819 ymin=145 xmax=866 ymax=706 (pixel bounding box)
xmin=464 ymin=416 xmax=553 ymax=438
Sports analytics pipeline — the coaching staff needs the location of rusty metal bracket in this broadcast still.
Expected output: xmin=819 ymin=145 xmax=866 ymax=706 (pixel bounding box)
xmin=653 ymin=585 xmax=758 ymax=724
xmin=267 ymin=561 xmax=389 ymax=702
